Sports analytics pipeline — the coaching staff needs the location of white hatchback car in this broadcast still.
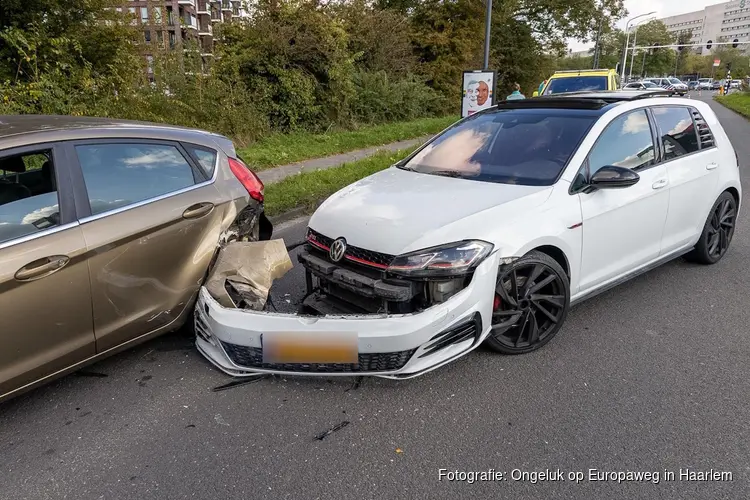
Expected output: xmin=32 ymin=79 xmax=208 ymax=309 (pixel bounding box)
xmin=197 ymin=90 xmax=741 ymax=379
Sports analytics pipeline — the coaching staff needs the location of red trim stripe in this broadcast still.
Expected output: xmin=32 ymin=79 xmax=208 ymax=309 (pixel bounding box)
xmin=345 ymin=255 xmax=388 ymax=269
xmin=307 ymin=235 xmax=388 ymax=269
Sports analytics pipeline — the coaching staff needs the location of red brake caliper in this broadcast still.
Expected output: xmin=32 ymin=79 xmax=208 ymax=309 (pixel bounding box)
xmin=493 ymin=295 xmax=501 ymax=311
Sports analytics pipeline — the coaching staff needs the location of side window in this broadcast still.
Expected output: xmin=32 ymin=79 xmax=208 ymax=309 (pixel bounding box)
xmin=651 ymin=106 xmax=700 ymax=160
xmin=185 ymin=144 xmax=217 ymax=178
xmin=75 ymin=143 xmax=197 ymax=216
xmin=0 ymin=149 xmax=61 ymax=244
xmin=587 ymin=110 xmax=655 ymax=175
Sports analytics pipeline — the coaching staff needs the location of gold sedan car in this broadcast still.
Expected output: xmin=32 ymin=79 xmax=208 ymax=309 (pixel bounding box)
xmin=0 ymin=115 xmax=271 ymax=402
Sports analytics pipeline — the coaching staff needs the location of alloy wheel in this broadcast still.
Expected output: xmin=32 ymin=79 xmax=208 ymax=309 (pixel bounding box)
xmin=706 ymin=197 xmax=736 ymax=259
xmin=490 ymin=260 xmax=567 ymax=351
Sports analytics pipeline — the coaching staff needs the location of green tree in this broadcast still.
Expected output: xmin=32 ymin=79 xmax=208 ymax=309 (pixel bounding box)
xmin=674 ymin=30 xmax=692 ymax=75
xmin=625 ymin=20 xmax=675 ymax=77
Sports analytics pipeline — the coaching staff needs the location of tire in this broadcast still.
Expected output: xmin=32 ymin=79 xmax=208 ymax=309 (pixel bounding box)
xmin=484 ymin=251 xmax=571 ymax=355
xmin=685 ymin=191 xmax=737 ymax=265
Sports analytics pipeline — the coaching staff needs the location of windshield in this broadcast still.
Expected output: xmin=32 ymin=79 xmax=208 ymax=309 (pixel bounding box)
xmin=668 ymin=78 xmax=682 ymax=84
xmin=398 ymin=108 xmax=597 ymax=186
xmin=699 ymin=78 xmax=711 ymax=83
xmin=544 ymin=76 xmax=608 ymax=94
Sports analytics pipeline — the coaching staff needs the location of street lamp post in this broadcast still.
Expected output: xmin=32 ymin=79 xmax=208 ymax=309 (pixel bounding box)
xmin=483 ymin=0 xmax=493 ymax=69
xmin=629 ymin=26 xmax=640 ymax=81
xmin=621 ymin=12 xmax=656 ymax=83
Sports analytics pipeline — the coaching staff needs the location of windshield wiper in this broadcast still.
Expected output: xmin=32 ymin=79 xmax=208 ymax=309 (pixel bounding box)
xmin=429 ymin=170 xmax=467 ymax=178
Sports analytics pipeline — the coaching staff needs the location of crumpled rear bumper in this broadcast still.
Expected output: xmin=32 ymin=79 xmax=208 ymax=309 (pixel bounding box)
xmin=194 ymin=255 xmax=498 ymax=379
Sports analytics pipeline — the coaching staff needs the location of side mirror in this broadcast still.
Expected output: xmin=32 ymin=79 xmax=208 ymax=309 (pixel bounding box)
xmin=532 ymin=91 xmax=539 ymax=97
xmin=589 ymin=166 xmax=640 ymax=189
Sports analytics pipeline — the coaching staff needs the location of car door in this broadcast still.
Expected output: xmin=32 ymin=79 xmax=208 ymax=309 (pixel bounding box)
xmin=652 ymin=106 xmax=721 ymax=253
xmin=0 ymin=143 xmax=95 ymax=397
xmin=67 ymin=139 xmax=227 ymax=353
xmin=576 ymin=108 xmax=670 ymax=292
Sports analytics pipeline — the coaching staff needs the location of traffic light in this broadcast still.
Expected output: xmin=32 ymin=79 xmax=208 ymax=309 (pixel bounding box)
xmin=707 ymin=40 xmax=713 ymax=49
xmin=733 ymin=39 xmax=739 ymax=49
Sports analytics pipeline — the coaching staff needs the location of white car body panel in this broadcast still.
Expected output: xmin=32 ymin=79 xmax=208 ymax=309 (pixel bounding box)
xmin=197 ymin=96 xmax=741 ymax=379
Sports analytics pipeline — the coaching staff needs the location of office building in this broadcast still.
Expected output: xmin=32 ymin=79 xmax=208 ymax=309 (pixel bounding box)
xmin=660 ymin=0 xmax=750 ymax=54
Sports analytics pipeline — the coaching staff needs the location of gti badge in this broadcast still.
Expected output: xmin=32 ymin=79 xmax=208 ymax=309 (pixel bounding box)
xmin=329 ymin=237 xmax=347 ymax=262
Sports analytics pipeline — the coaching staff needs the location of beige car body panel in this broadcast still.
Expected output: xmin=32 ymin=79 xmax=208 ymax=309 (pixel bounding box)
xmin=0 ymin=116 xmax=260 ymax=402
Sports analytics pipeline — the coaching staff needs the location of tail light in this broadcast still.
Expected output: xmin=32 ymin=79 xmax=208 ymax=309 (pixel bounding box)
xmin=228 ymin=157 xmax=264 ymax=202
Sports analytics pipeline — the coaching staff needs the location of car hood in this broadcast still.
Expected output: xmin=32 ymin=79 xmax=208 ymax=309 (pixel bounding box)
xmin=308 ymin=167 xmax=553 ymax=256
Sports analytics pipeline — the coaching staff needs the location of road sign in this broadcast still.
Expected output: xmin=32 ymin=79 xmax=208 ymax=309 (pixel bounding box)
xmin=714 ymin=59 xmax=721 ymax=67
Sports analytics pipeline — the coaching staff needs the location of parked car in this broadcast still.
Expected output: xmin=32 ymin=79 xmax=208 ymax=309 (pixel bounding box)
xmin=712 ymin=80 xmax=722 ymax=90
xmin=533 ymin=69 xmax=620 ymax=96
xmin=197 ymin=91 xmax=741 ymax=379
xmin=644 ymin=77 xmax=688 ymax=96
xmin=623 ymin=81 xmax=662 ymax=91
xmin=697 ymin=78 xmax=713 ymax=90
xmin=687 ymin=80 xmax=699 ymax=90
xmin=0 ymin=115 xmax=271 ymax=402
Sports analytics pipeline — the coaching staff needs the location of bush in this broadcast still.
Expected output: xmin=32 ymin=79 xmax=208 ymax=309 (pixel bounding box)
xmin=349 ymin=70 xmax=445 ymax=124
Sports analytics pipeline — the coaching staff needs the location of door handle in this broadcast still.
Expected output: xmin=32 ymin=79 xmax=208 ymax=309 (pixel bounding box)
xmin=15 ymin=256 xmax=70 ymax=281
xmin=706 ymin=162 xmax=718 ymax=170
xmin=652 ymin=178 xmax=668 ymax=190
xmin=182 ymin=202 xmax=214 ymax=219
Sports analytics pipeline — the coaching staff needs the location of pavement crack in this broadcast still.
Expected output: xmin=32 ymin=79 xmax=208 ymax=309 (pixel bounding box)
xmin=212 ymin=375 xmax=270 ymax=392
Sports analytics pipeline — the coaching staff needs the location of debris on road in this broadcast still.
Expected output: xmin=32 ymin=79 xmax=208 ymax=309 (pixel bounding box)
xmin=212 ymin=375 xmax=270 ymax=392
xmin=314 ymin=421 xmax=350 ymax=441
xmin=205 ymin=239 xmax=292 ymax=310
xmin=345 ymin=376 xmax=363 ymax=392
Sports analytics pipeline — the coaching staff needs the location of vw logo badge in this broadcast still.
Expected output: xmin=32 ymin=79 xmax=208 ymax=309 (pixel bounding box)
xmin=329 ymin=238 xmax=347 ymax=262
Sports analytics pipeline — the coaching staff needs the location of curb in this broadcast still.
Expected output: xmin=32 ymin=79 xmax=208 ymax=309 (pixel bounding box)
xmin=267 ymin=198 xmax=328 ymax=226
xmin=268 ymin=206 xmax=309 ymax=226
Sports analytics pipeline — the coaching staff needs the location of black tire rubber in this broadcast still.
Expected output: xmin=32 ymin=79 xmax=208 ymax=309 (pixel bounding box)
xmin=484 ymin=250 xmax=571 ymax=355
xmin=685 ymin=191 xmax=737 ymax=265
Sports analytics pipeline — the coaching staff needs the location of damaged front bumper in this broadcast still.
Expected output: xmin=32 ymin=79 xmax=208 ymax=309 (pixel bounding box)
xmin=194 ymin=253 xmax=498 ymax=379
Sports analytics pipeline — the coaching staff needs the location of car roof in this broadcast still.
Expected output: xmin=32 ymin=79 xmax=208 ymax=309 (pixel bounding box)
xmin=550 ymin=69 xmax=614 ymax=79
xmin=0 ymin=114 xmax=215 ymax=140
xmin=493 ymin=90 xmax=678 ymax=113
xmin=0 ymin=114 xmax=237 ymax=157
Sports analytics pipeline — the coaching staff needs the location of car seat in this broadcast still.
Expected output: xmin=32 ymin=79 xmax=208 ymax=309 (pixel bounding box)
xmin=0 ymin=156 xmax=32 ymax=206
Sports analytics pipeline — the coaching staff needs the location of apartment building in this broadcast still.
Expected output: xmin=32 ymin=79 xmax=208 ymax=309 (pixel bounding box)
xmin=660 ymin=0 xmax=750 ymax=54
xmin=122 ymin=0 xmax=250 ymax=78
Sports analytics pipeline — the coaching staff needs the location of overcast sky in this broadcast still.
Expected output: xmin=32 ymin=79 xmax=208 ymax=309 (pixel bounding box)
xmin=568 ymin=0 xmax=725 ymax=51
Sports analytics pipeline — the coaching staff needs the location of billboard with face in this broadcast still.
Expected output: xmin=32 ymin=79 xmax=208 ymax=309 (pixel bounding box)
xmin=462 ymin=71 xmax=496 ymax=118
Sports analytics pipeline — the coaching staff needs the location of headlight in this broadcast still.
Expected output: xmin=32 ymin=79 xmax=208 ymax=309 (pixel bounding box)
xmin=387 ymin=240 xmax=494 ymax=278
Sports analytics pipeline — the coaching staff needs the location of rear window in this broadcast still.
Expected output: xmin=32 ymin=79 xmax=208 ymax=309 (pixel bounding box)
xmin=544 ymin=76 xmax=608 ymax=94
xmin=398 ymin=108 xmax=597 ymax=186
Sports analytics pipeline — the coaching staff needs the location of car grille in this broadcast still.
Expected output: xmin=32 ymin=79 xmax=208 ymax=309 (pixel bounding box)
xmin=220 ymin=341 xmax=417 ymax=373
xmin=307 ymin=228 xmax=395 ymax=269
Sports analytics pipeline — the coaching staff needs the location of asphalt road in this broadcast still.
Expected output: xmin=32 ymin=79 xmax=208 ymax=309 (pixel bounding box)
xmin=2 ymin=94 xmax=749 ymax=500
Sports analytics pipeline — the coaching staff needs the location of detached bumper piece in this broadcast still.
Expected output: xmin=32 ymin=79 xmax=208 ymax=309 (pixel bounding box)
xmin=220 ymin=341 xmax=417 ymax=374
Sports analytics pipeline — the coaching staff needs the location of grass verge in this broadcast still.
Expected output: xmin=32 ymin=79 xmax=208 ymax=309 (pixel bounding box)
xmin=238 ymin=116 xmax=456 ymax=171
xmin=714 ymin=92 xmax=750 ymax=118
xmin=264 ymin=147 xmax=415 ymax=217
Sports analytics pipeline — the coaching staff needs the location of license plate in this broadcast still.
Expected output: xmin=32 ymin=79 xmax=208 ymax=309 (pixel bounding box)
xmin=262 ymin=332 xmax=359 ymax=364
